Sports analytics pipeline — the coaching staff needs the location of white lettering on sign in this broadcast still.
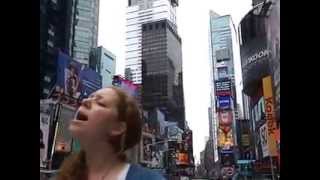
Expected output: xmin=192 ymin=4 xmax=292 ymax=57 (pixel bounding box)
xmin=244 ymin=49 xmax=270 ymax=67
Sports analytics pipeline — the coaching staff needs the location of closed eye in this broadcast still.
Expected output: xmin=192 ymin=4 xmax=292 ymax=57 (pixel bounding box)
xmin=98 ymin=101 xmax=107 ymax=107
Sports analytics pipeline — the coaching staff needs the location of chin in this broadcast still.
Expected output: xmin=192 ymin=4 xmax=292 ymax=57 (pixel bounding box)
xmin=69 ymin=124 xmax=84 ymax=139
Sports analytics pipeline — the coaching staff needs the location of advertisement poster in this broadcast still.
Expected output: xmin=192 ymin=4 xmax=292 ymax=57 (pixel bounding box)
xmin=259 ymin=123 xmax=269 ymax=158
xmin=40 ymin=99 xmax=54 ymax=168
xmin=218 ymin=111 xmax=233 ymax=126
xmin=140 ymin=132 xmax=154 ymax=165
xmin=218 ymin=128 xmax=234 ymax=148
xmin=112 ymin=75 xmax=139 ymax=98
xmin=217 ymin=96 xmax=231 ymax=110
xmin=50 ymin=52 xmax=102 ymax=107
xmin=40 ymin=113 xmax=51 ymax=168
xmin=176 ymin=152 xmax=189 ymax=166
xmin=215 ymin=80 xmax=231 ymax=96
xmin=262 ymin=76 xmax=277 ymax=157
xmin=54 ymin=104 xmax=76 ymax=153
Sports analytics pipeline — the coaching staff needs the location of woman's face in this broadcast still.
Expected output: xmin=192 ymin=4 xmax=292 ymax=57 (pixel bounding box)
xmin=69 ymin=88 xmax=126 ymax=144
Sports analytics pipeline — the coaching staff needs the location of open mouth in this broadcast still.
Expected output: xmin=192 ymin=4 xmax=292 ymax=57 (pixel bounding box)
xmin=75 ymin=110 xmax=88 ymax=121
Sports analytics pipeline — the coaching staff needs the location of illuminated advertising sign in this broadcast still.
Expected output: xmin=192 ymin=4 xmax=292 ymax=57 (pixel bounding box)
xmin=219 ymin=111 xmax=233 ymax=126
xmin=215 ymin=79 xmax=231 ymax=96
xmin=218 ymin=128 xmax=234 ymax=148
xmin=176 ymin=153 xmax=189 ymax=166
xmin=112 ymin=75 xmax=138 ymax=98
xmin=217 ymin=96 xmax=231 ymax=110
xmin=262 ymin=76 xmax=277 ymax=157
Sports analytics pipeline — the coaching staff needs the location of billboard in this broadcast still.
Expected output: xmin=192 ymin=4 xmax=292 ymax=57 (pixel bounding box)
xmin=54 ymin=104 xmax=76 ymax=153
xmin=217 ymin=96 xmax=231 ymax=110
xmin=50 ymin=52 xmax=102 ymax=107
xmin=218 ymin=128 xmax=234 ymax=148
xmin=140 ymin=132 xmax=155 ymax=165
xmin=259 ymin=123 xmax=269 ymax=158
xmin=218 ymin=111 xmax=233 ymax=126
xmin=176 ymin=152 xmax=189 ymax=166
xmin=262 ymin=76 xmax=277 ymax=157
xmin=40 ymin=100 xmax=54 ymax=168
xmin=239 ymin=3 xmax=274 ymax=94
xmin=215 ymin=79 xmax=231 ymax=96
xmin=112 ymin=75 xmax=139 ymax=98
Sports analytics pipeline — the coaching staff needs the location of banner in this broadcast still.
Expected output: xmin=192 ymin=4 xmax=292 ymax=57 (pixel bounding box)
xmin=262 ymin=76 xmax=277 ymax=157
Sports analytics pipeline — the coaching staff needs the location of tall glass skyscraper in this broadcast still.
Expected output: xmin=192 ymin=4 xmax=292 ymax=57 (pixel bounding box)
xmin=125 ymin=0 xmax=178 ymax=84
xmin=208 ymin=11 xmax=239 ymax=167
xmin=71 ymin=0 xmax=100 ymax=65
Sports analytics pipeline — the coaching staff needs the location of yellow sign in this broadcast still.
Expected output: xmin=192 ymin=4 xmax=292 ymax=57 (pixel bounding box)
xmin=218 ymin=128 xmax=234 ymax=147
xmin=262 ymin=76 xmax=277 ymax=157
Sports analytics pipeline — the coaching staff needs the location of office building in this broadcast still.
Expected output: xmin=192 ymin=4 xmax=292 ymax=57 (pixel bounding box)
xmin=239 ymin=0 xmax=279 ymax=178
xmin=208 ymin=11 xmax=240 ymax=178
xmin=89 ymin=46 xmax=116 ymax=87
xmin=125 ymin=0 xmax=178 ymax=84
xmin=40 ymin=0 xmax=74 ymax=99
xmin=71 ymin=0 xmax=100 ymax=65
xmin=141 ymin=19 xmax=185 ymax=130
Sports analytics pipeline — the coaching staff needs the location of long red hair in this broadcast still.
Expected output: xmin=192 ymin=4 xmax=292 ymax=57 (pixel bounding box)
xmin=57 ymin=87 xmax=142 ymax=180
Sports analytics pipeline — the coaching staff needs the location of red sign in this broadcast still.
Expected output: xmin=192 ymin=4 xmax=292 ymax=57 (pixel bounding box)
xmin=219 ymin=111 xmax=233 ymax=126
xmin=176 ymin=153 xmax=189 ymax=165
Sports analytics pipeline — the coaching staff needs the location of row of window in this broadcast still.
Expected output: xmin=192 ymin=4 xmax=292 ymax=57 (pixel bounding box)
xmin=142 ymin=21 xmax=166 ymax=31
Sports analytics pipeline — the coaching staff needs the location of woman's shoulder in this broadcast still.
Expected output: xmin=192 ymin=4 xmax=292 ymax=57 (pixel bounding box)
xmin=126 ymin=164 xmax=165 ymax=180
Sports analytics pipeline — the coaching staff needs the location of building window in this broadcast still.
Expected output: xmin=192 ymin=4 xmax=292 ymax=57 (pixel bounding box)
xmin=143 ymin=24 xmax=147 ymax=32
xmin=155 ymin=23 xmax=159 ymax=29
xmin=162 ymin=22 xmax=166 ymax=29
xmin=149 ymin=24 xmax=153 ymax=30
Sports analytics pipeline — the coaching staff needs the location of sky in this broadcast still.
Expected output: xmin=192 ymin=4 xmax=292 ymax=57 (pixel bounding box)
xmin=98 ymin=0 xmax=252 ymax=163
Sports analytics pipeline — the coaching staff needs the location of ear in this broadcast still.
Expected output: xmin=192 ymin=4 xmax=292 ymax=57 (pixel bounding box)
xmin=110 ymin=122 xmax=127 ymax=136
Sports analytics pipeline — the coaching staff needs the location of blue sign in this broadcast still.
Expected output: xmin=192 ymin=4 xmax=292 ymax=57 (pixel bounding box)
xmin=218 ymin=96 xmax=231 ymax=109
xmin=51 ymin=52 xmax=102 ymax=105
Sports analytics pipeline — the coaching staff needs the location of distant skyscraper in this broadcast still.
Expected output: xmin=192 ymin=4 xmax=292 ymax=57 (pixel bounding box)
xmin=208 ymin=11 xmax=239 ymax=164
xmin=71 ymin=0 xmax=100 ymax=65
xmin=89 ymin=46 xmax=116 ymax=88
xmin=125 ymin=0 xmax=178 ymax=84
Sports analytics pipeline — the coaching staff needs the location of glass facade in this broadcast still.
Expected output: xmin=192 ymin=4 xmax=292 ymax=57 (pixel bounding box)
xmin=89 ymin=46 xmax=116 ymax=88
xmin=72 ymin=0 xmax=99 ymax=65
xmin=125 ymin=0 xmax=177 ymax=84
xmin=142 ymin=19 xmax=185 ymax=130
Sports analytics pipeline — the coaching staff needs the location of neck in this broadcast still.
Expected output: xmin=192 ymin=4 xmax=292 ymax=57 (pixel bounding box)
xmin=83 ymin=141 xmax=123 ymax=174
